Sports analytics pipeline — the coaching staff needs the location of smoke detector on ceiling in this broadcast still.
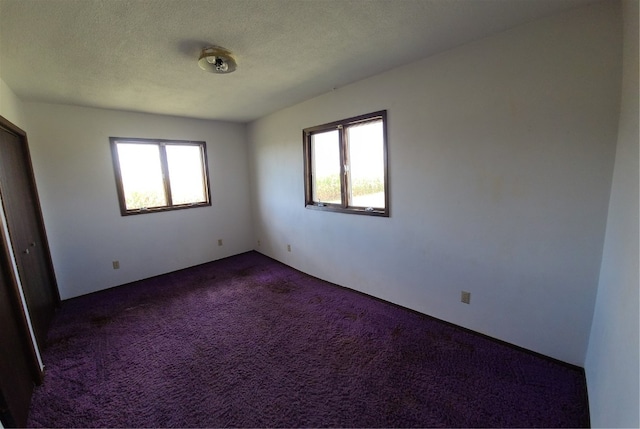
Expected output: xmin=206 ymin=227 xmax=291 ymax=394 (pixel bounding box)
xmin=198 ymin=46 xmax=237 ymax=74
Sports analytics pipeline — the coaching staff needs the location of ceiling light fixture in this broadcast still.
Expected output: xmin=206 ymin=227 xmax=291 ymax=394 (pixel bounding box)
xmin=198 ymin=46 xmax=237 ymax=74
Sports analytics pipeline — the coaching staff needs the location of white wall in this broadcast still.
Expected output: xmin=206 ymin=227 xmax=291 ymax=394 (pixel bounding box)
xmin=247 ymin=1 xmax=622 ymax=365
xmin=585 ymin=1 xmax=639 ymax=427
xmin=23 ymin=103 xmax=253 ymax=299
xmin=0 ymin=77 xmax=27 ymax=129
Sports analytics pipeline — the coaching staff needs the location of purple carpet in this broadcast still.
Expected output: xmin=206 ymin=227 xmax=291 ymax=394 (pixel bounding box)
xmin=27 ymin=251 xmax=589 ymax=427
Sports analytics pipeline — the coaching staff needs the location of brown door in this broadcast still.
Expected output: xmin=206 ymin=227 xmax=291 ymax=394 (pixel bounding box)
xmin=0 ymin=121 xmax=59 ymax=347
xmin=0 ymin=252 xmax=40 ymax=427
xmin=0 ymin=117 xmax=59 ymax=426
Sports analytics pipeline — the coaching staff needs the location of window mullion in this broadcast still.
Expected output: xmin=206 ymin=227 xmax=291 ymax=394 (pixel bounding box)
xmin=343 ymin=125 xmax=353 ymax=208
xmin=338 ymin=125 xmax=348 ymax=208
xmin=159 ymin=143 xmax=173 ymax=206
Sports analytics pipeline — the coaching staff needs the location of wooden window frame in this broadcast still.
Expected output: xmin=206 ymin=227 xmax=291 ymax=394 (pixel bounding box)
xmin=303 ymin=110 xmax=389 ymax=217
xmin=110 ymin=137 xmax=212 ymax=216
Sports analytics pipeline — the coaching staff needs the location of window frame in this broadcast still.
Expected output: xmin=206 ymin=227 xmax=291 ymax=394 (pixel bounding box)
xmin=109 ymin=137 xmax=212 ymax=216
xmin=303 ymin=110 xmax=389 ymax=217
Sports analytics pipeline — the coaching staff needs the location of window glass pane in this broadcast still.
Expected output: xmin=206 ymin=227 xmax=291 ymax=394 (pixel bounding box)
xmin=166 ymin=145 xmax=207 ymax=205
xmin=311 ymin=130 xmax=341 ymax=204
xmin=347 ymin=119 xmax=385 ymax=208
xmin=116 ymin=143 xmax=166 ymax=210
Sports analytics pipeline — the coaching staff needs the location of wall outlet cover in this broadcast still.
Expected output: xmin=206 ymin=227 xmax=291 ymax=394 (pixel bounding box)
xmin=461 ymin=291 xmax=471 ymax=304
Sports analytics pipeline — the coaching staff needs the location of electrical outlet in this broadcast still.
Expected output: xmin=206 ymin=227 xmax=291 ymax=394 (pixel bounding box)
xmin=112 ymin=260 xmax=120 ymax=270
xmin=257 ymin=240 xmax=261 ymax=247
xmin=461 ymin=291 xmax=471 ymax=304
xmin=287 ymin=244 xmax=291 ymax=252
xmin=218 ymin=239 xmax=223 ymax=246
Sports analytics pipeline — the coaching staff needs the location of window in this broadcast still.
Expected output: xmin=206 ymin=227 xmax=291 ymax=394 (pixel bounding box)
xmin=110 ymin=137 xmax=211 ymax=215
xmin=303 ymin=110 xmax=388 ymax=216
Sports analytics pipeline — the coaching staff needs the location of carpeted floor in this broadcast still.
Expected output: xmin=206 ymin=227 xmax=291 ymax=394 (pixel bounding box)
xmin=27 ymin=251 xmax=589 ymax=427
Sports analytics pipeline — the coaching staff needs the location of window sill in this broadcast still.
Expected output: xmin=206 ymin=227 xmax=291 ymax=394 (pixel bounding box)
xmin=121 ymin=202 xmax=211 ymax=216
xmin=305 ymin=203 xmax=388 ymax=217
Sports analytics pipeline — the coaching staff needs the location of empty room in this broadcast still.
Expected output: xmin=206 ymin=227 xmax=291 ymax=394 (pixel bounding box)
xmin=0 ymin=0 xmax=637 ymax=427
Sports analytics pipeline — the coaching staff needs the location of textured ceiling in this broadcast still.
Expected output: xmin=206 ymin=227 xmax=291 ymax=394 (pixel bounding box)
xmin=0 ymin=0 xmax=599 ymax=122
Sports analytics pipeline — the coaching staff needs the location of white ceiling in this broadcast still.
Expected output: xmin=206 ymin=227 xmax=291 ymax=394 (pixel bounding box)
xmin=0 ymin=0 xmax=599 ymax=123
